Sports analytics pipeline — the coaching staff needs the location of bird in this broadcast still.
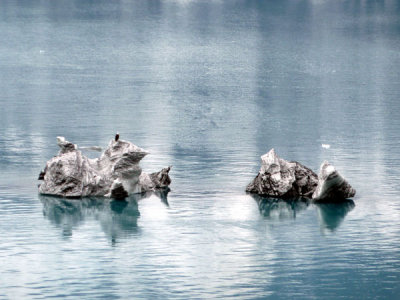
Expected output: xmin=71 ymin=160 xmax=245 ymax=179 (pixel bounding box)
xmin=115 ymin=133 xmax=120 ymax=142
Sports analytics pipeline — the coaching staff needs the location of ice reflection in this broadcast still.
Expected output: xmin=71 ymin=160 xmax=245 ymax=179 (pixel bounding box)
xmin=251 ymin=195 xmax=310 ymax=220
xmin=252 ymin=194 xmax=355 ymax=232
xmin=156 ymin=188 xmax=170 ymax=207
xmin=315 ymin=200 xmax=355 ymax=233
xmin=39 ymin=189 xmax=169 ymax=242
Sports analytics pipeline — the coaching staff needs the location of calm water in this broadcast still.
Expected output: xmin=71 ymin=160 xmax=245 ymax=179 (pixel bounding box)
xmin=1 ymin=0 xmax=400 ymax=299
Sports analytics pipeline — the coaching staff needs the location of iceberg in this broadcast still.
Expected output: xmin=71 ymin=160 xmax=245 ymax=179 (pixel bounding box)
xmin=246 ymin=149 xmax=318 ymax=198
xmin=38 ymin=136 xmax=171 ymax=199
xmin=246 ymin=149 xmax=356 ymax=202
xmin=312 ymin=161 xmax=356 ymax=202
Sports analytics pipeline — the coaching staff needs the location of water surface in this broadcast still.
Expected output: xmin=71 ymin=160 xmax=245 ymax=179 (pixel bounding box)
xmin=1 ymin=1 xmax=400 ymax=299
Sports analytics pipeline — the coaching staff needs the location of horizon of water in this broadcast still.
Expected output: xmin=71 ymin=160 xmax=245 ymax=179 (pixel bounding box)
xmin=1 ymin=1 xmax=400 ymax=299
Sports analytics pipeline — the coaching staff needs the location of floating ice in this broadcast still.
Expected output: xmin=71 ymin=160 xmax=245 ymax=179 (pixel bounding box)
xmin=38 ymin=136 xmax=171 ymax=199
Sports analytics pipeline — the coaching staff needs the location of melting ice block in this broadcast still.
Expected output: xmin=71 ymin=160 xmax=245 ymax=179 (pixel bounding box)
xmin=38 ymin=137 xmax=171 ymax=199
xmin=246 ymin=149 xmax=318 ymax=198
xmin=312 ymin=161 xmax=356 ymax=202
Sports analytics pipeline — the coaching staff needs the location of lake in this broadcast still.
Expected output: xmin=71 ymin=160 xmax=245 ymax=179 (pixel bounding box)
xmin=0 ymin=0 xmax=399 ymax=299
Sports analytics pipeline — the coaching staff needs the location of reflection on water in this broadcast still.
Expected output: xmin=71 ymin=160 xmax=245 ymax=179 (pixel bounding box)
xmin=40 ymin=189 xmax=169 ymax=243
xmin=251 ymin=194 xmax=310 ymax=220
xmin=252 ymin=194 xmax=355 ymax=232
xmin=155 ymin=187 xmax=170 ymax=207
xmin=316 ymin=200 xmax=355 ymax=233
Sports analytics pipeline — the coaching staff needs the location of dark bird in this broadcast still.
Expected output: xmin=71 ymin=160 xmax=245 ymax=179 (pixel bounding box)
xmin=38 ymin=169 xmax=46 ymax=180
xmin=115 ymin=133 xmax=120 ymax=142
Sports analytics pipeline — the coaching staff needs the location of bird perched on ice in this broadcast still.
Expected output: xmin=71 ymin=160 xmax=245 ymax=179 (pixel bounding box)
xmin=115 ymin=133 xmax=120 ymax=142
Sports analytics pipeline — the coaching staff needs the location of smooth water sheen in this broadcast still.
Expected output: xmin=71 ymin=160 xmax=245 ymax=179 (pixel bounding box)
xmin=1 ymin=1 xmax=400 ymax=299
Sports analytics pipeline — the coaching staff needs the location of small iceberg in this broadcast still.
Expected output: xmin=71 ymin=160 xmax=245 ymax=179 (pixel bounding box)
xmin=246 ymin=149 xmax=356 ymax=202
xmin=246 ymin=149 xmax=318 ymax=198
xmin=312 ymin=161 xmax=356 ymax=202
xmin=38 ymin=135 xmax=171 ymax=199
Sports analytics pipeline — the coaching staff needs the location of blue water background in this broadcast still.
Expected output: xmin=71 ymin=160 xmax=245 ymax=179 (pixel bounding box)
xmin=0 ymin=1 xmax=400 ymax=299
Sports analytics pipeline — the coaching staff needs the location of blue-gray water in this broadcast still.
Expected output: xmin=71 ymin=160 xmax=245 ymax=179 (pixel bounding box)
xmin=1 ymin=0 xmax=400 ymax=299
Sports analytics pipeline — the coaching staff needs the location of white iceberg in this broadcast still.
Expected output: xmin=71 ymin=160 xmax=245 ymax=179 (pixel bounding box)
xmin=38 ymin=136 xmax=171 ymax=199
